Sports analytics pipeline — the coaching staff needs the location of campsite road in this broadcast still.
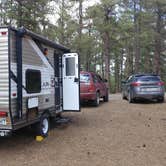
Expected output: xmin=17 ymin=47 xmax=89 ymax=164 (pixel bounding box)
xmin=0 ymin=94 xmax=166 ymax=166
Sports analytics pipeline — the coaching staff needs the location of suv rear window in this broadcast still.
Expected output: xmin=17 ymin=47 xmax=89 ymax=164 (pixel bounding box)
xmin=136 ymin=76 xmax=160 ymax=82
xmin=80 ymin=74 xmax=90 ymax=83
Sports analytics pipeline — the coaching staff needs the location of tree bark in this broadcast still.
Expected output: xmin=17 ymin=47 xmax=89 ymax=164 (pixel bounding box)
xmin=115 ymin=56 xmax=120 ymax=93
xmin=154 ymin=3 xmax=162 ymax=75
xmin=133 ymin=0 xmax=141 ymax=73
xmin=102 ymin=31 xmax=110 ymax=89
xmin=78 ymin=0 xmax=83 ymax=40
xmin=60 ymin=0 xmax=65 ymax=45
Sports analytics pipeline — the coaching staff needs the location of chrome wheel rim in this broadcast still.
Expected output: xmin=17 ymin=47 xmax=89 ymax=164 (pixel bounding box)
xmin=97 ymin=93 xmax=100 ymax=105
xmin=42 ymin=118 xmax=49 ymax=134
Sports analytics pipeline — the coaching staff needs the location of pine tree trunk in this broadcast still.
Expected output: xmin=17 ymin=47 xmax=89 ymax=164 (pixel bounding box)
xmin=78 ymin=0 xmax=84 ymax=69
xmin=102 ymin=31 xmax=110 ymax=89
xmin=115 ymin=56 xmax=120 ymax=93
xmin=133 ymin=0 xmax=141 ymax=73
xmin=78 ymin=0 xmax=83 ymax=40
xmin=154 ymin=3 xmax=162 ymax=75
xmin=59 ymin=0 xmax=65 ymax=45
xmin=134 ymin=0 xmax=142 ymax=73
xmin=125 ymin=39 xmax=134 ymax=76
xmin=17 ymin=1 xmax=23 ymax=27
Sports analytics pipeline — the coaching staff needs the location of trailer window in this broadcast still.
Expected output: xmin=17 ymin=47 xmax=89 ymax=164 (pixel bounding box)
xmin=65 ymin=57 xmax=75 ymax=76
xmin=26 ymin=70 xmax=41 ymax=93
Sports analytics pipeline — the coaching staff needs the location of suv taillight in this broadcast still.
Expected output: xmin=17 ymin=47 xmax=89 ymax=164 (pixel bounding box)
xmin=88 ymin=83 xmax=95 ymax=92
xmin=131 ymin=82 xmax=141 ymax=87
xmin=157 ymin=82 xmax=164 ymax=86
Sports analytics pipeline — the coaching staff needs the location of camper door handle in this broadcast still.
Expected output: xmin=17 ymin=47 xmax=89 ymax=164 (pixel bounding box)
xmin=74 ymin=77 xmax=79 ymax=82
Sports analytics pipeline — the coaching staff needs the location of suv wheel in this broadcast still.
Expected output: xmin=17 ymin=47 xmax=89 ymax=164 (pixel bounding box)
xmin=128 ymin=91 xmax=134 ymax=103
xmin=158 ymin=97 xmax=164 ymax=103
xmin=122 ymin=92 xmax=126 ymax=100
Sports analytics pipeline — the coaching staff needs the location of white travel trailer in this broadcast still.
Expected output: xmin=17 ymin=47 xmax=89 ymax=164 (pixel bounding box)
xmin=0 ymin=26 xmax=80 ymax=137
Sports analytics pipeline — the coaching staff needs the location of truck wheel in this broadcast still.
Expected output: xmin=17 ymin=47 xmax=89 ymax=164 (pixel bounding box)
xmin=36 ymin=114 xmax=50 ymax=137
xmin=103 ymin=92 xmax=109 ymax=102
xmin=93 ymin=92 xmax=100 ymax=107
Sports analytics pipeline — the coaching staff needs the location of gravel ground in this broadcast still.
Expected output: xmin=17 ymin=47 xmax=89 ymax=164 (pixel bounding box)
xmin=0 ymin=93 xmax=166 ymax=166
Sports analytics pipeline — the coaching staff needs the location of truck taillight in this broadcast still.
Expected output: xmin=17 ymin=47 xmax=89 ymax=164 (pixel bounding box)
xmin=0 ymin=112 xmax=8 ymax=117
xmin=88 ymin=83 xmax=95 ymax=92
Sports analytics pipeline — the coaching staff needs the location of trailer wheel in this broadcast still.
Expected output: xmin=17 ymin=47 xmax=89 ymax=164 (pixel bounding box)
xmin=36 ymin=114 xmax=50 ymax=137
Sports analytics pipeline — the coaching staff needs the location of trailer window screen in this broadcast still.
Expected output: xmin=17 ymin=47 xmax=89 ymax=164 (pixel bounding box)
xmin=26 ymin=70 xmax=41 ymax=93
xmin=66 ymin=57 xmax=75 ymax=76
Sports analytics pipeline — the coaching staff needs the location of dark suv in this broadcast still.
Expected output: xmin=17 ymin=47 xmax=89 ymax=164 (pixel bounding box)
xmin=80 ymin=71 xmax=109 ymax=106
xmin=122 ymin=74 xmax=165 ymax=103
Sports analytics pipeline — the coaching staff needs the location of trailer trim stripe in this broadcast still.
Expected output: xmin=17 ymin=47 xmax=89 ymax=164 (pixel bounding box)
xmin=16 ymin=30 xmax=23 ymax=119
xmin=8 ymin=27 xmax=14 ymax=127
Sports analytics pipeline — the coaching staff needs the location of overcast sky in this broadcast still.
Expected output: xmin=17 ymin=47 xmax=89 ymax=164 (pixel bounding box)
xmin=83 ymin=0 xmax=100 ymax=7
xmin=48 ymin=0 xmax=101 ymax=24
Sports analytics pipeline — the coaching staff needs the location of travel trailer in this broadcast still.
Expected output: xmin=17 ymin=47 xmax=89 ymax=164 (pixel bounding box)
xmin=0 ymin=26 xmax=80 ymax=137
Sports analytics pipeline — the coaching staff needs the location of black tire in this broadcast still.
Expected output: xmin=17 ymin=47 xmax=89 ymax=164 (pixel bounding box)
xmin=35 ymin=114 xmax=50 ymax=137
xmin=158 ymin=97 xmax=164 ymax=103
xmin=93 ymin=92 xmax=100 ymax=107
xmin=128 ymin=91 xmax=134 ymax=103
xmin=103 ymin=92 xmax=109 ymax=102
xmin=122 ymin=92 xmax=126 ymax=100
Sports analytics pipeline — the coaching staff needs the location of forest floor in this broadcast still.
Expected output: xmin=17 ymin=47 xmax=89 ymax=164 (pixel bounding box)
xmin=0 ymin=94 xmax=166 ymax=166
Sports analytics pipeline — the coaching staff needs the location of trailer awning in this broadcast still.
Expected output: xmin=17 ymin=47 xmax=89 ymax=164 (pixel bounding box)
xmin=17 ymin=27 xmax=70 ymax=53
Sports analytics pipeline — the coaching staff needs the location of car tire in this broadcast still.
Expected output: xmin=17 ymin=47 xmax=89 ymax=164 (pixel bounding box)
xmin=158 ymin=97 xmax=164 ymax=103
xmin=35 ymin=114 xmax=50 ymax=137
xmin=93 ymin=92 xmax=100 ymax=107
xmin=122 ymin=92 xmax=126 ymax=100
xmin=128 ymin=91 xmax=134 ymax=103
xmin=103 ymin=91 xmax=109 ymax=102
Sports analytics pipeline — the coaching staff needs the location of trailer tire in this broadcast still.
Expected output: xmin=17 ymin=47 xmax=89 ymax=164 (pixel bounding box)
xmin=36 ymin=114 xmax=50 ymax=137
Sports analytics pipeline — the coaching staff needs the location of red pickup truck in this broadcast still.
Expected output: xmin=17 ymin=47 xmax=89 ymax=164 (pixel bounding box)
xmin=80 ymin=71 xmax=109 ymax=106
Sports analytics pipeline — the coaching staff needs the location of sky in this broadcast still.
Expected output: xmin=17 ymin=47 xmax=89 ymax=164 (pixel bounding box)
xmin=48 ymin=0 xmax=101 ymax=24
xmin=83 ymin=0 xmax=100 ymax=7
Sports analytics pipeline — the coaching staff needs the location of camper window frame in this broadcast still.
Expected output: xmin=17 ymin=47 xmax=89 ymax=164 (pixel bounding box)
xmin=25 ymin=69 xmax=41 ymax=94
xmin=65 ymin=57 xmax=76 ymax=76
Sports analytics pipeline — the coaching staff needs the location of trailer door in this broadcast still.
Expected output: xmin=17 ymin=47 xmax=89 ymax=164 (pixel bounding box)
xmin=62 ymin=53 xmax=80 ymax=111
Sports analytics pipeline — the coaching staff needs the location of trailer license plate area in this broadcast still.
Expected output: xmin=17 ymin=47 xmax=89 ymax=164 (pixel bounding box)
xmin=0 ymin=118 xmax=6 ymax=125
xmin=0 ymin=130 xmax=10 ymax=137
xmin=0 ymin=131 xmax=5 ymax=136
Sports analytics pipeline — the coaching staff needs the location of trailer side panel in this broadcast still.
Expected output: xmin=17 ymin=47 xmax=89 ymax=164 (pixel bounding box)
xmin=0 ymin=28 xmax=12 ymax=131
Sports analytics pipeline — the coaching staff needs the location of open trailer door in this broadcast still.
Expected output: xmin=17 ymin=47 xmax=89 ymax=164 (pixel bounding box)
xmin=62 ymin=53 xmax=80 ymax=112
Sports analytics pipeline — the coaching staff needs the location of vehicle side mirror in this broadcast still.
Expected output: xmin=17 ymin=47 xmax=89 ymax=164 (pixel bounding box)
xmin=121 ymin=80 xmax=127 ymax=84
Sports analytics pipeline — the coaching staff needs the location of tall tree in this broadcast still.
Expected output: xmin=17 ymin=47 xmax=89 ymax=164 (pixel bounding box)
xmin=133 ymin=0 xmax=141 ymax=73
xmin=1 ymin=0 xmax=52 ymax=32
xmin=153 ymin=1 xmax=165 ymax=75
